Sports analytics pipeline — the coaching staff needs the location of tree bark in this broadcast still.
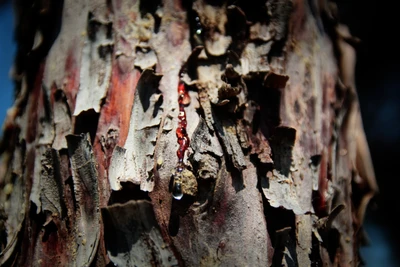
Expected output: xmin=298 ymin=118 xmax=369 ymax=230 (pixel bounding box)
xmin=0 ymin=0 xmax=377 ymax=266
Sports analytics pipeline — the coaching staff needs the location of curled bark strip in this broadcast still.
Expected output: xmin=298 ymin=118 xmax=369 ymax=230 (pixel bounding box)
xmin=66 ymin=133 xmax=100 ymax=266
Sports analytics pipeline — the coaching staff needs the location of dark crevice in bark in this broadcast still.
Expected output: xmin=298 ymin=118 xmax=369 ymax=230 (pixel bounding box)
xmin=0 ymin=126 xmax=20 ymax=158
xmin=255 ymin=157 xmax=296 ymax=266
xmin=108 ymin=182 xmax=151 ymax=205
xmin=228 ymin=0 xmax=268 ymax=23
xmin=17 ymin=203 xmax=46 ymax=266
xmin=320 ymin=227 xmax=340 ymax=263
xmin=204 ymin=0 xmax=225 ymax=7
xmin=195 ymin=178 xmax=216 ymax=207
xmin=139 ymin=0 xmax=161 ymax=33
xmin=54 ymin=89 xmax=73 ymax=118
xmin=64 ymin=175 xmax=77 ymax=213
xmin=186 ymin=7 xmax=204 ymax=48
xmin=41 ymin=217 xmax=58 ymax=242
xmin=73 ymin=109 xmax=100 ymax=145
xmin=137 ymin=73 xmax=162 ymax=113
xmin=267 ymin=38 xmax=287 ymax=62
xmin=226 ymin=6 xmax=249 ymax=56
xmin=225 ymin=159 xmax=245 ymax=192
xmin=254 ymin=156 xmax=274 ymax=188
xmin=98 ymin=44 xmax=114 ymax=60
xmin=310 ymin=233 xmax=323 ymax=267
xmin=264 ymin=202 xmax=296 ymax=246
xmin=50 ymin=149 xmax=68 ymax=219
xmin=245 ymin=74 xmax=281 ymax=138
xmin=310 ymin=154 xmax=322 ymax=167
xmin=139 ymin=0 xmax=161 ymax=17
xmin=270 ymin=126 xmax=296 ymax=177
xmin=87 ymin=12 xmax=113 ymax=42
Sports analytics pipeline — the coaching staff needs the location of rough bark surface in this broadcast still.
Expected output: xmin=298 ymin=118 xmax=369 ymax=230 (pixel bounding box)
xmin=0 ymin=0 xmax=377 ymax=266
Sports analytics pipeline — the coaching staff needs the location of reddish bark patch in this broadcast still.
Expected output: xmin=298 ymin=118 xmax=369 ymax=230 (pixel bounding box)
xmin=315 ymin=150 xmax=328 ymax=216
xmin=99 ymin=65 xmax=140 ymax=148
xmin=63 ymin=45 xmax=80 ymax=114
xmin=93 ymin=64 xmax=140 ymax=206
xmin=38 ymin=218 xmax=69 ymax=266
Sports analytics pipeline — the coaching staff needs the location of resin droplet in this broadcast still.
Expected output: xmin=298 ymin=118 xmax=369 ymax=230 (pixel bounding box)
xmin=176 ymin=81 xmax=190 ymax=165
xmin=172 ymin=182 xmax=183 ymax=200
xmin=173 ymin=79 xmax=190 ymax=200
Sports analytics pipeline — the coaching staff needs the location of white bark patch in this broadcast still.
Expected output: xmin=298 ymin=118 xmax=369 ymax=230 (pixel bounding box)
xmin=261 ymin=169 xmax=306 ymax=215
xmin=73 ymin=22 xmax=113 ymax=115
xmin=241 ymin=42 xmax=272 ymax=74
xmin=134 ymin=48 xmax=158 ymax=70
xmin=108 ymin=146 xmax=127 ymax=191
xmin=30 ymin=146 xmax=46 ymax=213
xmin=295 ymin=214 xmax=312 ymax=266
xmin=52 ymin=90 xmax=72 ymax=150
xmin=197 ymin=64 xmax=224 ymax=104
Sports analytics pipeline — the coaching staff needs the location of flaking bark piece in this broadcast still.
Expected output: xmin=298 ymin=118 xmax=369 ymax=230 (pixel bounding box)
xmin=218 ymin=64 xmax=245 ymax=103
xmin=190 ymin=117 xmax=223 ymax=159
xmin=66 ymin=133 xmax=100 ymax=267
xmin=261 ymin=169 xmax=305 ymax=215
xmin=212 ymin=115 xmax=246 ymax=171
xmin=40 ymin=148 xmax=64 ymax=217
xmin=0 ymin=145 xmax=26 ymax=265
xmin=198 ymin=87 xmax=215 ymax=132
xmin=74 ymin=13 xmax=113 ymax=115
xmin=108 ymin=69 xmax=163 ymax=191
xmin=190 ymin=117 xmax=223 ymax=179
xmin=241 ymin=42 xmax=273 ymax=74
xmin=251 ymin=129 xmax=273 ymax=164
xmin=52 ymin=88 xmax=72 ymax=150
xmin=101 ymin=200 xmax=178 ymax=267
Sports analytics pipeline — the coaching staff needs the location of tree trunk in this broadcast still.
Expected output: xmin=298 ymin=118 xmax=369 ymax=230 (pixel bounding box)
xmin=0 ymin=0 xmax=377 ymax=266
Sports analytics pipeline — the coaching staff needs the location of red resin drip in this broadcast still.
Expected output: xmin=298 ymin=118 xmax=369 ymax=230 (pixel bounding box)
xmin=176 ymin=81 xmax=190 ymax=168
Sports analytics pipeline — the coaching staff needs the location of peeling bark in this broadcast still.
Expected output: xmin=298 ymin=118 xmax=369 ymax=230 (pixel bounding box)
xmin=0 ymin=0 xmax=377 ymax=266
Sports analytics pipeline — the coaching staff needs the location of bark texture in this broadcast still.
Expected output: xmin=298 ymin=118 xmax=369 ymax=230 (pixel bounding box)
xmin=0 ymin=0 xmax=377 ymax=266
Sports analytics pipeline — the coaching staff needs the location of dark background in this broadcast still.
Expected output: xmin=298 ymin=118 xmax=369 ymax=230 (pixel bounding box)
xmin=0 ymin=0 xmax=398 ymax=265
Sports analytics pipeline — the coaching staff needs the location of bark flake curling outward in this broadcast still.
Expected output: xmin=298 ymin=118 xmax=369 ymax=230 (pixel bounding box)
xmin=172 ymin=80 xmax=191 ymax=200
